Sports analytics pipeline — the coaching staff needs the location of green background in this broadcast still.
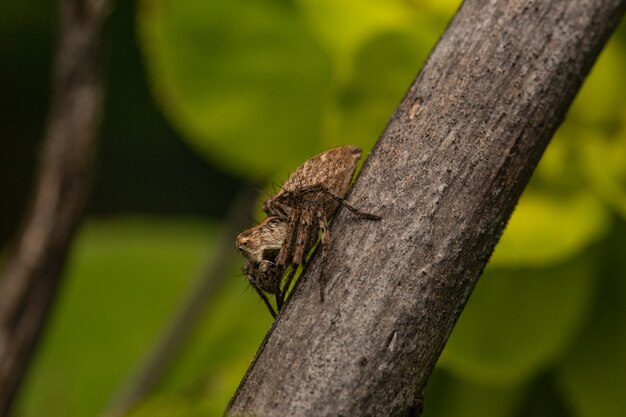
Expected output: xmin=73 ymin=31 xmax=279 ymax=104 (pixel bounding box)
xmin=1 ymin=0 xmax=625 ymax=416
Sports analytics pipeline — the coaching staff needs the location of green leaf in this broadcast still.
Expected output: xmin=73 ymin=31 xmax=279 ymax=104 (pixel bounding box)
xmin=331 ymin=30 xmax=432 ymax=150
xmin=137 ymin=0 xmax=455 ymax=179
xmin=158 ymin=267 xmax=273 ymax=406
xmin=126 ymin=393 xmax=221 ymax=417
xmin=14 ymin=217 xmax=277 ymax=417
xmin=555 ymin=224 xmax=626 ymax=417
xmin=490 ymin=190 xmax=610 ymax=267
xmin=579 ymin=124 xmax=626 ymax=221
xmin=15 ymin=219 xmax=213 ymax=417
xmin=424 ymin=369 xmax=523 ymax=417
xmin=569 ymin=38 xmax=626 ymax=130
xmin=438 ymin=252 xmax=596 ymax=385
xmin=138 ymin=0 xmax=332 ymax=178
xmin=295 ymin=0 xmax=416 ymax=74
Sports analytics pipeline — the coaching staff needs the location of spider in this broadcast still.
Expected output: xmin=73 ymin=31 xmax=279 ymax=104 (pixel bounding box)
xmin=263 ymin=146 xmax=381 ymax=303
xmin=236 ymin=146 xmax=381 ymax=317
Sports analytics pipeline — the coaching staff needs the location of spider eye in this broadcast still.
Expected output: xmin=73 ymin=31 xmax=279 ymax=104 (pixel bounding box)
xmin=236 ymin=240 xmax=248 ymax=252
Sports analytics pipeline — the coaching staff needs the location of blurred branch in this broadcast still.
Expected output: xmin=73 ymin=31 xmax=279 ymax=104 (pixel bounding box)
xmin=101 ymin=185 xmax=260 ymax=417
xmin=0 ymin=0 xmax=109 ymax=414
xmin=226 ymin=0 xmax=626 ymax=416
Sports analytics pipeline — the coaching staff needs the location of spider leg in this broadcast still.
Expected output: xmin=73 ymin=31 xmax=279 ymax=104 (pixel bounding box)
xmin=312 ymin=184 xmax=381 ymax=219
xmin=253 ymin=260 xmax=277 ymax=293
xmin=275 ymin=291 xmax=282 ymax=311
xmin=244 ymin=265 xmax=277 ymax=318
xmin=281 ymin=206 xmax=333 ymax=306
xmin=316 ymin=208 xmax=330 ymax=302
xmin=273 ymin=265 xmax=284 ymax=311
xmin=275 ymin=209 xmax=301 ymax=311
xmin=292 ymin=208 xmax=315 ymax=267
xmin=250 ymin=260 xmax=279 ymax=318
xmin=277 ymin=184 xmax=381 ymax=220
xmin=279 ymin=266 xmax=298 ymax=307
xmin=276 ymin=209 xmax=299 ymax=269
xmin=254 ymin=286 xmax=277 ymax=318
xmin=277 ymin=208 xmax=315 ymax=307
xmin=336 ymin=196 xmax=381 ymax=220
xmin=265 ymin=182 xmax=379 ymax=311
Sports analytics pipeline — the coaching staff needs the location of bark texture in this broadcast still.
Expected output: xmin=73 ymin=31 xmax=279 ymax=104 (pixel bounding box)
xmin=0 ymin=0 xmax=108 ymax=414
xmin=227 ymin=0 xmax=626 ymax=416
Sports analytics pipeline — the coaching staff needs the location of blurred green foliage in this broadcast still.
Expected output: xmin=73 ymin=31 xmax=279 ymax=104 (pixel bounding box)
xmin=16 ymin=220 xmax=212 ymax=416
xmin=7 ymin=0 xmax=626 ymax=416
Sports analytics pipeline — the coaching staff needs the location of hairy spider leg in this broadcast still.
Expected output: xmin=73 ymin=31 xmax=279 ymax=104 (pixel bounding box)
xmin=316 ymin=208 xmax=331 ymax=302
xmin=269 ymin=184 xmax=381 ymax=311
xmin=244 ymin=264 xmax=277 ymax=318
xmin=275 ymin=208 xmax=312 ymax=309
xmin=273 ymin=184 xmax=381 ymax=221
xmin=292 ymin=208 xmax=315 ymax=266
xmin=254 ymin=285 xmax=277 ymax=318
xmin=276 ymin=207 xmax=321 ymax=308
xmin=276 ymin=186 xmax=381 ymax=306
xmin=279 ymin=267 xmax=298 ymax=308
xmin=276 ymin=209 xmax=298 ymax=267
xmin=274 ymin=210 xmax=300 ymax=310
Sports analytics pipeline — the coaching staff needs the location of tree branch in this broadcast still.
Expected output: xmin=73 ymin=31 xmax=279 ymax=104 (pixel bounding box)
xmin=0 ymin=0 xmax=109 ymax=414
xmin=226 ymin=0 xmax=626 ymax=416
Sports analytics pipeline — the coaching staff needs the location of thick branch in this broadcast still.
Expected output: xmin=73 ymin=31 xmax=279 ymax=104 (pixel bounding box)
xmin=227 ymin=0 xmax=626 ymax=416
xmin=0 ymin=0 xmax=108 ymax=414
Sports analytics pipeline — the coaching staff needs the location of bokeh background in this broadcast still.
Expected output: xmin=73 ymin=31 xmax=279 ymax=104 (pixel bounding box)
xmin=2 ymin=0 xmax=626 ymax=416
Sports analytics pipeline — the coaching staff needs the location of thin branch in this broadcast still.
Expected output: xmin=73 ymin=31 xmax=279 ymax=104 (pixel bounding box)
xmin=101 ymin=185 xmax=260 ymax=417
xmin=0 ymin=0 xmax=109 ymax=414
xmin=226 ymin=0 xmax=626 ymax=416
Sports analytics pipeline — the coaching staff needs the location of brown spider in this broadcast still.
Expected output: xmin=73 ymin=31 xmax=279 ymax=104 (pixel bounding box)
xmin=263 ymin=146 xmax=381 ymax=303
xmin=236 ymin=146 xmax=381 ymax=317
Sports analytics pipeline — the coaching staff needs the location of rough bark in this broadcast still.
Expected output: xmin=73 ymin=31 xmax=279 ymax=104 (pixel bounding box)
xmin=0 ymin=0 xmax=108 ymax=414
xmin=226 ymin=0 xmax=626 ymax=416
